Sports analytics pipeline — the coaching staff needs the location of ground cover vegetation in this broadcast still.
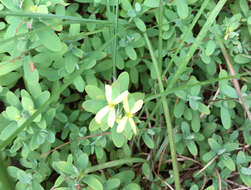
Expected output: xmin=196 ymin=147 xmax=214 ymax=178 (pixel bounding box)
xmin=0 ymin=0 xmax=250 ymax=189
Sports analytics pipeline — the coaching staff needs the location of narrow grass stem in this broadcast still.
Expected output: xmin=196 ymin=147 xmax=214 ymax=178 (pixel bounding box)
xmin=112 ymin=0 xmax=119 ymax=80
xmin=158 ymin=0 xmax=163 ymax=72
xmin=145 ymin=72 xmax=248 ymax=102
xmin=85 ymin=158 xmax=145 ymax=174
xmin=167 ymin=0 xmax=227 ymax=89
xmin=144 ymin=33 xmax=181 ymax=190
xmin=0 ymin=155 xmax=15 ymax=190
xmin=0 ymin=11 xmax=115 ymax=25
xmin=162 ymin=0 xmax=209 ymax=77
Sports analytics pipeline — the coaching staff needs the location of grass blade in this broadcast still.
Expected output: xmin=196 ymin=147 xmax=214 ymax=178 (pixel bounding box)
xmin=144 ymin=33 xmax=181 ymax=190
xmin=0 ymin=11 xmax=117 ymax=25
xmin=145 ymin=72 xmax=248 ymax=102
xmin=162 ymin=0 xmax=210 ymax=77
xmin=167 ymin=0 xmax=227 ymax=89
xmin=85 ymin=158 xmax=145 ymax=174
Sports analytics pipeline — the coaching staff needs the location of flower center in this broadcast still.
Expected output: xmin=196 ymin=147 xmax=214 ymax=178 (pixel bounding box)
xmin=126 ymin=112 xmax=133 ymax=118
xmin=108 ymin=103 xmax=114 ymax=108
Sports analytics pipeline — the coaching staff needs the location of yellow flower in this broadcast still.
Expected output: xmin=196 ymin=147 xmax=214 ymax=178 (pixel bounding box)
xmin=117 ymin=96 xmax=143 ymax=134
xmin=95 ymin=85 xmax=128 ymax=127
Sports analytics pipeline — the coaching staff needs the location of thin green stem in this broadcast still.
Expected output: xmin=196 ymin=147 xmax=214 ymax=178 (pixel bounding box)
xmin=167 ymin=0 xmax=227 ymax=89
xmin=0 ymin=155 xmax=15 ymax=190
xmin=85 ymin=158 xmax=145 ymax=174
xmin=158 ymin=0 xmax=163 ymax=72
xmin=145 ymin=72 xmax=248 ymax=102
xmin=112 ymin=0 xmax=119 ymax=80
xmin=162 ymin=0 xmax=209 ymax=77
xmin=0 ymin=11 xmax=116 ymax=25
xmin=144 ymin=33 xmax=181 ymax=190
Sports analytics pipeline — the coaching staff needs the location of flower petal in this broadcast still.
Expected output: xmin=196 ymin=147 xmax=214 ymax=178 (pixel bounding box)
xmin=123 ymin=96 xmax=130 ymax=113
xmin=95 ymin=106 xmax=109 ymax=123
xmin=108 ymin=108 xmax=116 ymax=127
xmin=129 ymin=118 xmax=137 ymax=134
xmin=105 ymin=85 xmax=112 ymax=103
xmin=131 ymin=100 xmax=143 ymax=114
xmin=117 ymin=117 xmax=128 ymax=133
xmin=114 ymin=90 xmax=128 ymax=104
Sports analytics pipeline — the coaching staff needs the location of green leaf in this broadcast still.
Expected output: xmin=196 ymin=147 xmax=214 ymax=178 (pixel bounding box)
xmin=65 ymin=53 xmax=77 ymax=73
xmin=174 ymin=101 xmax=185 ymax=118
xmin=53 ymin=161 xmax=79 ymax=176
xmin=208 ymin=138 xmax=222 ymax=153
xmin=0 ymin=72 xmax=21 ymax=86
xmin=222 ymin=155 xmax=235 ymax=171
xmin=56 ymin=112 xmax=68 ymax=123
xmin=36 ymin=24 xmax=63 ymax=52
xmin=85 ymin=85 xmax=105 ymax=100
xmin=54 ymin=175 xmax=65 ymax=188
xmin=6 ymin=91 xmax=20 ymax=108
xmin=21 ymin=90 xmax=34 ymax=111
xmin=239 ymin=0 xmax=249 ymax=17
xmin=112 ymin=130 xmax=126 ymax=148
xmin=234 ymin=54 xmax=251 ymax=64
xmin=113 ymin=170 xmax=135 ymax=184
xmin=184 ymin=108 xmax=192 ymax=120
xmin=84 ymin=175 xmax=103 ymax=190
xmin=35 ymin=91 xmax=50 ymax=107
xmin=198 ymin=102 xmax=210 ymax=115
xmin=191 ymin=110 xmax=200 ymax=132
xmin=0 ymin=0 xmax=19 ymax=10
xmin=142 ymin=133 xmax=154 ymax=149
xmin=125 ymin=46 xmax=137 ymax=60
xmin=202 ymin=151 xmax=216 ymax=162
xmin=187 ymin=141 xmax=198 ymax=156
xmin=220 ymin=105 xmax=231 ymax=129
xmin=176 ymin=0 xmax=189 ymax=19
xmin=236 ymin=151 xmax=247 ymax=164
xmin=82 ymin=100 xmax=106 ymax=113
xmin=73 ymin=75 xmax=85 ymax=92
xmin=24 ymin=59 xmax=39 ymax=84
xmin=205 ymin=40 xmax=216 ymax=56
xmin=122 ymin=183 xmax=141 ymax=190
xmin=134 ymin=17 xmax=146 ymax=32
xmin=241 ymin=167 xmax=251 ymax=175
xmin=104 ymin=178 xmax=120 ymax=189
xmin=221 ymin=85 xmax=238 ymax=98
xmin=142 ymin=162 xmax=151 ymax=179
xmin=0 ymin=60 xmax=23 ymax=76
xmin=121 ymin=0 xmax=132 ymax=11
xmin=181 ymin=121 xmax=191 ymax=137
xmin=223 ymin=142 xmax=239 ymax=152
xmin=89 ymin=118 xmax=101 ymax=131
xmin=117 ymin=72 xmax=129 ymax=92
xmin=190 ymin=184 xmax=199 ymax=190
xmin=0 ymin=122 xmax=18 ymax=141
xmin=5 ymin=106 xmax=20 ymax=121
xmin=144 ymin=0 xmax=159 ymax=8
xmin=76 ymin=153 xmax=89 ymax=171
xmin=240 ymin=173 xmax=251 ymax=186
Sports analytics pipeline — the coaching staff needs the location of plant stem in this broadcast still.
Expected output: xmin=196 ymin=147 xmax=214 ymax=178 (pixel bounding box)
xmin=144 ymin=33 xmax=181 ymax=190
xmin=0 ymin=155 xmax=15 ymax=190
xmin=162 ymin=0 xmax=209 ymax=77
xmin=216 ymin=35 xmax=251 ymax=122
xmin=167 ymin=0 xmax=227 ymax=90
xmin=158 ymin=0 xmax=163 ymax=72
